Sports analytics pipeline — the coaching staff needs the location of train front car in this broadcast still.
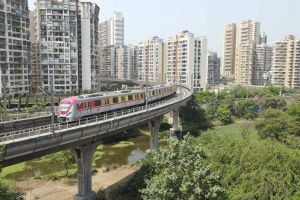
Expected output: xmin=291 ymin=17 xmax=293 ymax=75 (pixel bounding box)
xmin=58 ymin=97 xmax=79 ymax=122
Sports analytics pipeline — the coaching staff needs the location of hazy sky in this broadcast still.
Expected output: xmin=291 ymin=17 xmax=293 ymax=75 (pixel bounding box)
xmin=28 ymin=0 xmax=300 ymax=54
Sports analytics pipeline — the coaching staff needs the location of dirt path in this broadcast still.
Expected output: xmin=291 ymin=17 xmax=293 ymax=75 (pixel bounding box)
xmin=16 ymin=165 xmax=138 ymax=200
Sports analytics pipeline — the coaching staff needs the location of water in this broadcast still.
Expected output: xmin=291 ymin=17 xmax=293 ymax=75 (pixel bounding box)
xmin=3 ymin=127 xmax=166 ymax=181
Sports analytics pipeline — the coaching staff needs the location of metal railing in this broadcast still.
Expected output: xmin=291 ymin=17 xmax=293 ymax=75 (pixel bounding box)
xmin=0 ymin=107 xmax=57 ymax=123
xmin=0 ymin=87 xmax=191 ymax=143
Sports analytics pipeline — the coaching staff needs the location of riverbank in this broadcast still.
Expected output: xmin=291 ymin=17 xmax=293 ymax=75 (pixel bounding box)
xmin=16 ymin=165 xmax=138 ymax=200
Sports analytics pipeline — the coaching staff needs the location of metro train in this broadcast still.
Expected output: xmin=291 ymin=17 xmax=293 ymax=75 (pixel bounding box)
xmin=58 ymin=84 xmax=177 ymax=122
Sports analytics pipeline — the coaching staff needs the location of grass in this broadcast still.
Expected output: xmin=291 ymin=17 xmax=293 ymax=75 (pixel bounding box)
xmin=0 ymin=163 xmax=26 ymax=177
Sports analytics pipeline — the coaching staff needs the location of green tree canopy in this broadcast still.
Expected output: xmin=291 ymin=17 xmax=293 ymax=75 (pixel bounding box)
xmin=216 ymin=104 xmax=232 ymax=124
xmin=140 ymin=136 xmax=226 ymax=200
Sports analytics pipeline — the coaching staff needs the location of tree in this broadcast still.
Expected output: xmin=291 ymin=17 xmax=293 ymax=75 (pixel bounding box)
xmin=179 ymin=96 xmax=212 ymax=134
xmin=140 ymin=136 xmax=226 ymax=200
xmin=234 ymin=99 xmax=257 ymax=119
xmin=216 ymin=104 xmax=232 ymax=124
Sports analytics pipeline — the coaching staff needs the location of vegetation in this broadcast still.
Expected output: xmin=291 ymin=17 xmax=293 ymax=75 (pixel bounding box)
xmin=198 ymin=121 xmax=300 ymax=199
xmin=140 ymin=136 xmax=226 ymax=200
xmin=119 ymin=86 xmax=300 ymax=199
xmin=0 ymin=167 xmax=24 ymax=200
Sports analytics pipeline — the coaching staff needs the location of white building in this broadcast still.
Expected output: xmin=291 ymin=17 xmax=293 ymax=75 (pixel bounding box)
xmin=138 ymin=37 xmax=164 ymax=82
xmin=165 ymin=31 xmax=207 ymax=90
xmin=100 ymin=12 xmax=124 ymax=48
xmin=0 ymin=0 xmax=31 ymax=97
xmin=78 ymin=2 xmax=100 ymax=91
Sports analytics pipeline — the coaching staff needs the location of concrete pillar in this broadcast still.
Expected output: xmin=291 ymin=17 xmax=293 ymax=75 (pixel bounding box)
xmin=74 ymin=143 xmax=97 ymax=200
xmin=170 ymin=108 xmax=181 ymax=138
xmin=148 ymin=116 xmax=163 ymax=150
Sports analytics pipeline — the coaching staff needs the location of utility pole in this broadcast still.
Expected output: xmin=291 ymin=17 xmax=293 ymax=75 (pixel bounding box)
xmin=1 ymin=75 xmax=8 ymax=121
xmin=50 ymin=76 xmax=55 ymax=133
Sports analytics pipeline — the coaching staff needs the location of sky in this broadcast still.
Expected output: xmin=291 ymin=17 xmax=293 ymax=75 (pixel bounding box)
xmin=28 ymin=0 xmax=300 ymax=54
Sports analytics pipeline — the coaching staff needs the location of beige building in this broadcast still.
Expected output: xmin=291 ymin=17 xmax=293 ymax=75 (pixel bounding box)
xmin=165 ymin=31 xmax=208 ymax=90
xmin=138 ymin=37 xmax=164 ymax=82
xmin=222 ymin=23 xmax=236 ymax=79
xmin=235 ymin=20 xmax=261 ymax=85
xmin=272 ymin=35 xmax=300 ymax=89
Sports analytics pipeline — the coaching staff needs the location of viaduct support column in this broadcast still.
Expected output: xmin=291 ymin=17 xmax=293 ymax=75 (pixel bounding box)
xmin=74 ymin=143 xmax=97 ymax=200
xmin=170 ymin=108 xmax=181 ymax=138
xmin=148 ymin=116 xmax=163 ymax=150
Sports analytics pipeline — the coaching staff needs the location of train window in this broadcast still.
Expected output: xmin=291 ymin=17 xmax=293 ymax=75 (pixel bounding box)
xmin=109 ymin=98 xmax=113 ymax=105
xmin=90 ymin=101 xmax=95 ymax=108
xmin=113 ymin=97 xmax=118 ymax=104
xmin=100 ymin=99 xmax=105 ymax=106
xmin=128 ymin=95 xmax=133 ymax=101
xmin=152 ymin=91 xmax=155 ymax=96
xmin=94 ymin=100 xmax=100 ymax=107
xmin=121 ymin=96 xmax=125 ymax=102
xmin=77 ymin=103 xmax=85 ymax=110
xmin=141 ymin=93 xmax=144 ymax=99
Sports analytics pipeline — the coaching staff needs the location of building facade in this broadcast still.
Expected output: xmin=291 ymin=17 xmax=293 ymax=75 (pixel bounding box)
xmin=235 ymin=20 xmax=262 ymax=85
xmin=78 ymin=2 xmax=100 ymax=91
xmin=207 ymin=51 xmax=221 ymax=86
xmin=222 ymin=23 xmax=236 ymax=79
xmin=165 ymin=31 xmax=207 ymax=90
xmin=138 ymin=37 xmax=164 ymax=82
xmin=0 ymin=0 xmax=31 ymax=97
xmin=99 ymin=12 xmax=124 ymax=79
xmin=272 ymin=35 xmax=300 ymax=89
xmin=253 ymin=43 xmax=272 ymax=85
xmin=100 ymin=45 xmax=116 ymax=78
xmin=115 ymin=45 xmax=138 ymax=80
xmin=31 ymin=0 xmax=100 ymax=94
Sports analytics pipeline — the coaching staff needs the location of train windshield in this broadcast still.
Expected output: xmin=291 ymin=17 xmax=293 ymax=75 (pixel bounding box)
xmin=60 ymin=102 xmax=71 ymax=112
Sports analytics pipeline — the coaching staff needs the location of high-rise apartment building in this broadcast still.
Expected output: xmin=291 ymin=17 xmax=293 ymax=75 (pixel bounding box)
xmin=78 ymin=2 xmax=100 ymax=91
xmin=115 ymin=45 xmax=138 ymax=80
xmin=99 ymin=12 xmax=124 ymax=48
xmin=0 ymin=0 xmax=31 ymax=97
xmin=31 ymin=0 xmax=100 ymax=94
xmin=33 ymin=0 xmax=79 ymax=94
xmin=253 ymin=43 xmax=272 ymax=85
xmin=165 ymin=31 xmax=208 ymax=90
xmin=235 ymin=20 xmax=261 ymax=85
xmin=138 ymin=37 xmax=164 ymax=82
xmin=272 ymin=35 xmax=300 ymax=89
xmin=99 ymin=12 xmax=124 ymax=79
xmin=30 ymin=10 xmax=42 ymax=93
xmin=222 ymin=23 xmax=236 ymax=79
xmin=100 ymin=45 xmax=116 ymax=78
xmin=207 ymin=51 xmax=221 ymax=86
